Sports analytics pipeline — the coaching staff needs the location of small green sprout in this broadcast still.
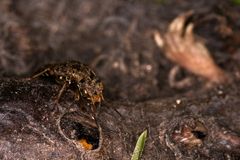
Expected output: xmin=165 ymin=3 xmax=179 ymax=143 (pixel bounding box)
xmin=131 ymin=130 xmax=148 ymax=160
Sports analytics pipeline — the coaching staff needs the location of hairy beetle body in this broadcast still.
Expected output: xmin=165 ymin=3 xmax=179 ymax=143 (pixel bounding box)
xmin=31 ymin=61 xmax=104 ymax=105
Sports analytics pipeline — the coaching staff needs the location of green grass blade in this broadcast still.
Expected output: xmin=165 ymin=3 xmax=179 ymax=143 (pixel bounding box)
xmin=131 ymin=130 xmax=148 ymax=160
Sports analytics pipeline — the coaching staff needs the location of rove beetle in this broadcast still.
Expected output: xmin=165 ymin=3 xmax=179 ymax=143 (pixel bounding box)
xmin=30 ymin=61 xmax=104 ymax=106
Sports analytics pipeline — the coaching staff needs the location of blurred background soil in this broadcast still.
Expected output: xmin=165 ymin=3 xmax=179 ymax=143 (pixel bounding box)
xmin=0 ymin=0 xmax=240 ymax=102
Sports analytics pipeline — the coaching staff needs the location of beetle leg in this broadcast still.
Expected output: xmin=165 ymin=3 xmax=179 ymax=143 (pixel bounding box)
xmin=26 ymin=68 xmax=51 ymax=80
xmin=91 ymin=104 xmax=96 ymax=113
xmin=73 ymin=87 xmax=81 ymax=101
xmin=54 ymin=81 xmax=68 ymax=103
xmin=90 ymin=103 xmax=99 ymax=120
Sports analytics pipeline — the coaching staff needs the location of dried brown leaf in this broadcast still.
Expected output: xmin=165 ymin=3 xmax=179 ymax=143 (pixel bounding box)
xmin=154 ymin=11 xmax=228 ymax=84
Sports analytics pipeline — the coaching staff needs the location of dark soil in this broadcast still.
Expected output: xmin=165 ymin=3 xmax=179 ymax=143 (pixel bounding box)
xmin=0 ymin=0 xmax=240 ymax=159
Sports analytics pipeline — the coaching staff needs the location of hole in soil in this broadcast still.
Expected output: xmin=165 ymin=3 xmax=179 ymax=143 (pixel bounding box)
xmin=60 ymin=112 xmax=100 ymax=150
xmin=191 ymin=130 xmax=206 ymax=139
